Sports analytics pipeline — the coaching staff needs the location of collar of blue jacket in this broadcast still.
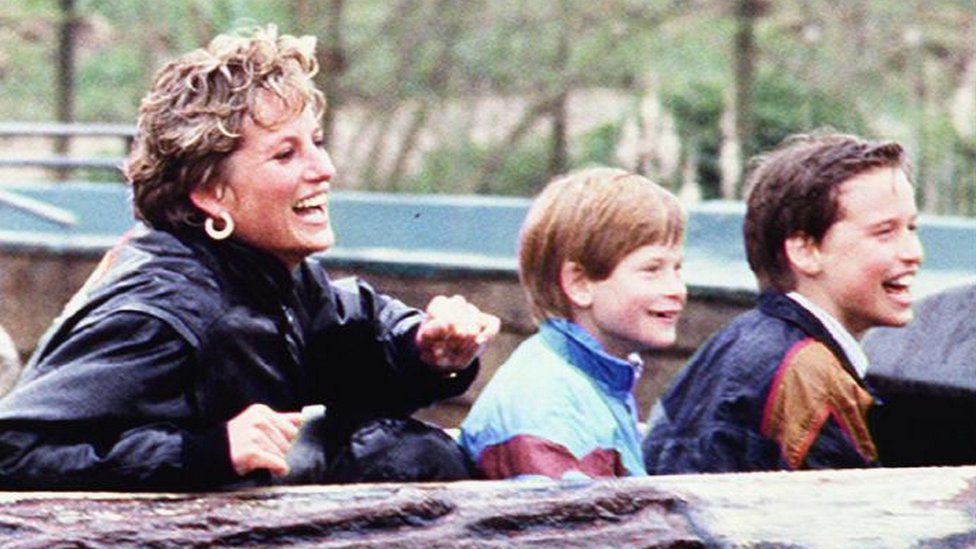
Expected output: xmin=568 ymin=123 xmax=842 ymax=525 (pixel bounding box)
xmin=538 ymin=318 xmax=642 ymax=395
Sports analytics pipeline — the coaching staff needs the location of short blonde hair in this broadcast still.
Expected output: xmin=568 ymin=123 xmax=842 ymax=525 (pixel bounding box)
xmin=518 ymin=167 xmax=685 ymax=322
xmin=125 ymin=25 xmax=326 ymax=231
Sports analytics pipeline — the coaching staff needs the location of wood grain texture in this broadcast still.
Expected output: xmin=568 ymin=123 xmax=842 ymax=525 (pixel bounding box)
xmin=0 ymin=466 xmax=973 ymax=548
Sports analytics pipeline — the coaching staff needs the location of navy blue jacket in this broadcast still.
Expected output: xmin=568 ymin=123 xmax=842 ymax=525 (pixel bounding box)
xmin=644 ymin=292 xmax=880 ymax=474
xmin=0 ymin=226 xmax=476 ymax=490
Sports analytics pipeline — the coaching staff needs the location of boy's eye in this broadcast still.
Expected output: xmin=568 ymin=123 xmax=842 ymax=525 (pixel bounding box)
xmin=872 ymin=224 xmax=896 ymax=237
xmin=273 ymin=148 xmax=294 ymax=161
xmin=313 ymin=136 xmax=326 ymax=148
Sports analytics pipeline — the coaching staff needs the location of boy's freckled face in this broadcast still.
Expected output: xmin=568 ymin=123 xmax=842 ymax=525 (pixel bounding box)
xmin=807 ymin=167 xmax=923 ymax=336
xmin=576 ymin=244 xmax=687 ymax=359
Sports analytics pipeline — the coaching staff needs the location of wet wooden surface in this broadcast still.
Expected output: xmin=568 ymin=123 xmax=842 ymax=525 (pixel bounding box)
xmin=0 ymin=466 xmax=974 ymax=548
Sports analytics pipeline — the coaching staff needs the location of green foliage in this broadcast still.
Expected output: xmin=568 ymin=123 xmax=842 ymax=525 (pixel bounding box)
xmin=575 ymin=122 xmax=623 ymax=168
xmin=0 ymin=0 xmax=972 ymax=216
xmin=664 ymin=74 xmax=868 ymax=198
xmin=915 ymin=113 xmax=976 ymax=216
xmin=75 ymin=46 xmax=145 ymax=122
xmin=404 ymin=139 xmax=550 ymax=197
xmin=0 ymin=20 xmax=55 ymax=121
xmin=751 ymin=73 xmax=867 ymax=155
xmin=400 ymin=142 xmax=486 ymax=194
xmin=646 ymin=13 xmax=736 ymax=95
xmin=405 ymin=120 xmax=623 ymax=197
xmin=488 ymin=142 xmax=552 ymax=196
xmin=663 ymin=81 xmax=724 ymax=198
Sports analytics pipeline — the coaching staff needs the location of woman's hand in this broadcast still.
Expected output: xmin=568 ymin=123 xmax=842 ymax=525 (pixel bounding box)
xmin=226 ymin=403 xmax=303 ymax=477
xmin=415 ymin=295 xmax=501 ymax=373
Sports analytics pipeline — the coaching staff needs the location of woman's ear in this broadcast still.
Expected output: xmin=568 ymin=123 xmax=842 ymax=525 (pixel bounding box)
xmin=784 ymin=232 xmax=823 ymax=277
xmin=560 ymin=261 xmax=594 ymax=308
xmin=189 ymin=184 xmax=225 ymax=219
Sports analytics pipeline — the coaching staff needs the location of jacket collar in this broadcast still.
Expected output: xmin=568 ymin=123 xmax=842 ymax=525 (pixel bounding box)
xmin=150 ymin=227 xmax=300 ymax=309
xmin=786 ymin=292 xmax=869 ymax=378
xmin=757 ymin=291 xmax=866 ymax=386
xmin=538 ymin=318 xmax=641 ymax=394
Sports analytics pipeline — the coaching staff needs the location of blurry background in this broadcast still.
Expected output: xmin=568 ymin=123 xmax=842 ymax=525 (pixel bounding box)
xmin=0 ymin=0 xmax=974 ymax=214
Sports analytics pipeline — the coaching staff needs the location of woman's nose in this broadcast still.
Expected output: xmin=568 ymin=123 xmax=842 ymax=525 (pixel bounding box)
xmin=306 ymin=146 xmax=335 ymax=182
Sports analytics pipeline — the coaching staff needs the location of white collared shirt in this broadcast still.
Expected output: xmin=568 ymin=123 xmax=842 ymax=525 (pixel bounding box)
xmin=786 ymin=292 xmax=870 ymax=379
xmin=631 ymin=354 xmax=646 ymax=394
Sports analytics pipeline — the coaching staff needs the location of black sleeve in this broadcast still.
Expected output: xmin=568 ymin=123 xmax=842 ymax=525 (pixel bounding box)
xmin=305 ymin=276 xmax=479 ymax=420
xmin=0 ymin=312 xmax=236 ymax=491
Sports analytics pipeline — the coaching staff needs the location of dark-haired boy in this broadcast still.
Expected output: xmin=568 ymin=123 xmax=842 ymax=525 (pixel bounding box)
xmin=644 ymin=132 xmax=923 ymax=473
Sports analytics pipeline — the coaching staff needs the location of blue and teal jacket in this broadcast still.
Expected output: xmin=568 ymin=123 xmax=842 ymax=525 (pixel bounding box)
xmin=460 ymin=318 xmax=646 ymax=480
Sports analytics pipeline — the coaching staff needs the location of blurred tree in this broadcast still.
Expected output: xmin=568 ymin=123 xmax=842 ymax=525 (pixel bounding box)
xmin=547 ymin=0 xmax=572 ymax=182
xmin=731 ymin=0 xmax=764 ymax=196
xmin=291 ymin=0 xmax=347 ymax=147
xmin=665 ymin=82 xmax=723 ymax=199
xmin=667 ymin=72 xmax=866 ymax=199
xmin=55 ymin=0 xmax=77 ymax=168
xmin=320 ymin=0 xmax=347 ymax=147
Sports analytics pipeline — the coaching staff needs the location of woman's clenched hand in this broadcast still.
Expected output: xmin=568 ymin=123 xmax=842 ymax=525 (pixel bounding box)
xmin=226 ymin=403 xmax=303 ymax=477
xmin=415 ymin=295 xmax=501 ymax=373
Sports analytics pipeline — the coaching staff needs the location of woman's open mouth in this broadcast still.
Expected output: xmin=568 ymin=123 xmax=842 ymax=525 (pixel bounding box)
xmin=293 ymin=193 xmax=329 ymax=222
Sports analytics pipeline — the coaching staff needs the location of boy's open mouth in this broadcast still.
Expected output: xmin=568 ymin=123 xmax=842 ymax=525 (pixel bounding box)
xmin=882 ymin=273 xmax=914 ymax=295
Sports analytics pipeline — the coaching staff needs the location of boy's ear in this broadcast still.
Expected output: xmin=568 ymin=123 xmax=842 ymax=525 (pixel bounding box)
xmin=560 ymin=261 xmax=594 ymax=308
xmin=784 ymin=232 xmax=823 ymax=277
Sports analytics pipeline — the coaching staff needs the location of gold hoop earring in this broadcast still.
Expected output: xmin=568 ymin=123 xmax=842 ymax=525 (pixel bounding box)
xmin=204 ymin=212 xmax=234 ymax=241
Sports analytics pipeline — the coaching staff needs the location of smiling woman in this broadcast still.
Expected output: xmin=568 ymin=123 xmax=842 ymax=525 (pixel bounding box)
xmin=189 ymin=100 xmax=337 ymax=270
xmin=0 ymin=25 xmax=499 ymax=491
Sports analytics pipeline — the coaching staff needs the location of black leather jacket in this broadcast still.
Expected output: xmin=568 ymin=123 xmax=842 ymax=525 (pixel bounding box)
xmin=0 ymin=226 xmax=477 ymax=491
